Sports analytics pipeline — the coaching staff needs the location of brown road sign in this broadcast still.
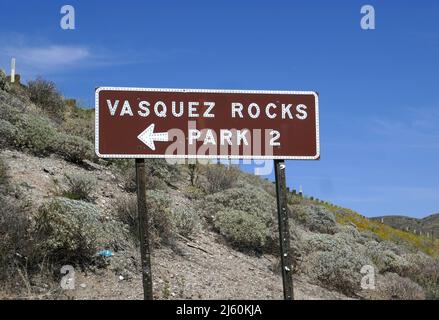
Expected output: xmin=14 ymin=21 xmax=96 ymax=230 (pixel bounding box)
xmin=95 ymin=87 xmax=320 ymax=160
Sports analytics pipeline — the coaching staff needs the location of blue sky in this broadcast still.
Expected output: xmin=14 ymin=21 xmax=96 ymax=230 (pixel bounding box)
xmin=1 ymin=0 xmax=438 ymax=218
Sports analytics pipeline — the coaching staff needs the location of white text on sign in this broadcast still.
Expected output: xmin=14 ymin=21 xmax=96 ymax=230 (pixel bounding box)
xmin=106 ymin=100 xmax=308 ymax=120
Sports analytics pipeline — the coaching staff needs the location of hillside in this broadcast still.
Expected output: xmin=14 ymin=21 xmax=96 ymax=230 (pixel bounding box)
xmin=0 ymin=72 xmax=438 ymax=300
xmin=371 ymin=215 xmax=439 ymax=239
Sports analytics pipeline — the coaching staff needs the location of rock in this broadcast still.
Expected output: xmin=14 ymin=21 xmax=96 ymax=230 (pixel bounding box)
xmin=82 ymin=159 xmax=102 ymax=171
xmin=80 ymin=283 xmax=87 ymax=289
xmin=119 ymin=275 xmax=124 ymax=281
xmin=0 ymin=69 xmax=10 ymax=92
xmin=43 ymin=167 xmax=55 ymax=175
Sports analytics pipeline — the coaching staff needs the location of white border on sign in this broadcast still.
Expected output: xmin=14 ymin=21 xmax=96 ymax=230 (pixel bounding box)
xmin=94 ymin=87 xmax=320 ymax=160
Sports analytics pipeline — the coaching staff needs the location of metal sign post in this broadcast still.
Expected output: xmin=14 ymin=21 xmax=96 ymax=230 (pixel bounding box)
xmin=274 ymin=160 xmax=294 ymax=300
xmin=135 ymin=159 xmax=153 ymax=300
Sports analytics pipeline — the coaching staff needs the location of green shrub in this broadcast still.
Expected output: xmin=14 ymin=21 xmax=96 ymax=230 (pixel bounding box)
xmin=1 ymin=112 xmax=94 ymax=164
xmin=35 ymin=198 xmax=126 ymax=266
xmin=12 ymin=114 xmax=57 ymax=156
xmin=291 ymin=204 xmax=338 ymax=234
xmin=202 ymin=186 xmax=276 ymax=250
xmin=187 ymin=163 xmax=200 ymax=186
xmin=114 ymin=191 xmax=175 ymax=246
xmin=0 ymin=157 xmax=7 ymax=186
xmin=203 ymin=187 xmax=275 ymax=223
xmin=337 ymin=225 xmax=362 ymax=242
xmin=0 ymin=69 xmax=10 ymax=92
xmin=364 ymin=241 xmax=412 ymax=274
xmin=145 ymin=191 xmax=175 ymax=245
xmin=0 ymin=88 xmax=27 ymax=121
xmin=288 ymin=194 xmax=303 ymax=205
xmin=306 ymin=245 xmax=371 ymax=296
xmin=378 ymin=272 xmax=425 ymax=300
xmin=146 ymin=159 xmax=181 ymax=183
xmin=172 ymin=201 xmax=201 ymax=238
xmin=302 ymin=233 xmax=345 ymax=253
xmin=54 ymin=133 xmax=95 ymax=164
xmin=61 ymin=108 xmax=94 ymax=142
xmin=402 ymin=253 xmax=439 ymax=299
xmin=205 ymin=164 xmax=239 ymax=193
xmin=0 ymin=194 xmax=33 ymax=281
xmin=121 ymin=166 xmax=137 ymax=193
xmin=214 ymin=209 xmax=268 ymax=251
xmin=183 ymin=185 xmax=206 ymax=200
xmin=35 ymin=198 xmax=100 ymax=265
xmin=0 ymin=120 xmax=17 ymax=149
xmin=301 ymin=232 xmax=372 ymax=296
xmin=114 ymin=194 xmax=138 ymax=238
xmin=120 ymin=161 xmax=174 ymax=193
xmin=148 ymin=176 xmax=168 ymax=190
xmin=27 ymin=78 xmax=65 ymax=119
xmin=61 ymin=172 xmax=96 ymax=202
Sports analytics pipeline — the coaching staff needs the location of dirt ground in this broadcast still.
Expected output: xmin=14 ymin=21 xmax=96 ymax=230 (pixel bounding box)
xmin=0 ymin=149 xmax=349 ymax=300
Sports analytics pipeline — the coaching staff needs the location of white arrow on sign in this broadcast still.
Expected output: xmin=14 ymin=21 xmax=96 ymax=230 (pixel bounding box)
xmin=137 ymin=123 xmax=169 ymax=151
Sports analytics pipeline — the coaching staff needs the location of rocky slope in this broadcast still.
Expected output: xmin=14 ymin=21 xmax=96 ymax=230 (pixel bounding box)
xmin=0 ymin=149 xmax=349 ymax=300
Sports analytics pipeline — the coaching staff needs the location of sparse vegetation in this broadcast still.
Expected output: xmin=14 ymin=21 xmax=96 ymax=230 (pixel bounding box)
xmin=162 ymin=279 xmax=171 ymax=299
xmin=188 ymin=163 xmax=199 ymax=187
xmin=35 ymin=198 xmax=127 ymax=267
xmin=54 ymin=133 xmax=95 ymax=164
xmin=0 ymin=69 xmax=10 ymax=92
xmin=173 ymin=202 xmax=201 ymax=238
xmin=0 ymin=157 xmax=7 ymax=186
xmin=61 ymin=172 xmax=96 ymax=202
xmin=35 ymin=198 xmax=102 ymax=266
xmin=0 ymin=194 xmax=33 ymax=283
xmin=144 ymin=191 xmax=175 ymax=246
xmin=27 ymin=78 xmax=65 ymax=119
xmin=0 ymin=110 xmax=94 ymax=164
xmin=113 ymin=194 xmax=138 ymax=239
xmin=203 ymin=187 xmax=275 ymax=224
xmin=379 ymin=272 xmax=425 ymax=300
xmin=114 ymin=191 xmax=200 ymax=245
xmin=61 ymin=106 xmax=94 ymax=142
xmin=114 ymin=191 xmax=174 ymax=246
xmin=205 ymin=164 xmax=239 ymax=193
xmin=183 ymin=185 xmax=205 ymax=200
xmin=118 ymin=160 xmax=175 ymax=193
xmin=12 ymin=114 xmax=57 ymax=156
xmin=0 ymin=119 xmax=17 ymax=149
xmin=304 ymin=242 xmax=371 ymax=296
xmin=291 ymin=204 xmax=338 ymax=234
xmin=214 ymin=209 xmax=268 ymax=251
xmin=401 ymin=253 xmax=439 ymax=299
xmin=364 ymin=241 xmax=412 ymax=274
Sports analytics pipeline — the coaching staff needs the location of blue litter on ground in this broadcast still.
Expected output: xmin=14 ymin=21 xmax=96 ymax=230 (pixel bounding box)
xmin=98 ymin=250 xmax=114 ymax=257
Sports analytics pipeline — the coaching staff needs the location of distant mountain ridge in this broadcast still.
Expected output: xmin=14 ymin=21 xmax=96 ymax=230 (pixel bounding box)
xmin=371 ymin=214 xmax=439 ymax=238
